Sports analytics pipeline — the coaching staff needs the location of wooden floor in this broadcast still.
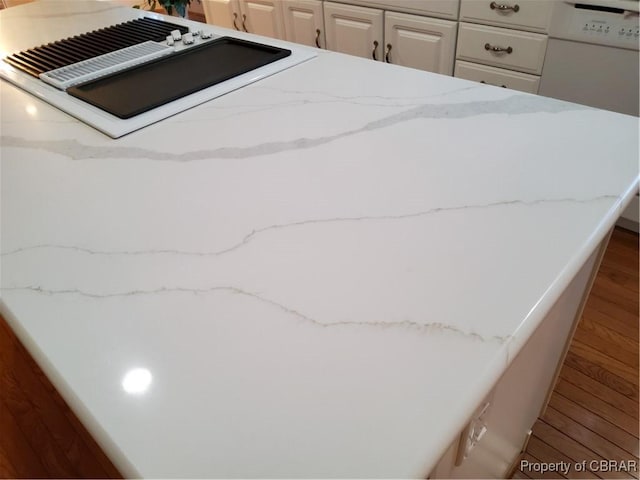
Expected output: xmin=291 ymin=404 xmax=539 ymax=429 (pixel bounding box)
xmin=514 ymin=227 xmax=639 ymax=479
xmin=1 ymin=228 xmax=638 ymax=478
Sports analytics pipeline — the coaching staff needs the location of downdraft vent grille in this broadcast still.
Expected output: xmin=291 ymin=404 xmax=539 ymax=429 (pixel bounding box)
xmin=3 ymin=17 xmax=188 ymax=78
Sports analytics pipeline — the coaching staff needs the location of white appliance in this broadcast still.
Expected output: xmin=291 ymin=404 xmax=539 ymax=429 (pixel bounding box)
xmin=539 ymin=0 xmax=639 ymax=232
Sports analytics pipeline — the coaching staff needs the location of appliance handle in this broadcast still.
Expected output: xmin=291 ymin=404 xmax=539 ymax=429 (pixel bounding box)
xmin=562 ymin=0 xmax=640 ymax=14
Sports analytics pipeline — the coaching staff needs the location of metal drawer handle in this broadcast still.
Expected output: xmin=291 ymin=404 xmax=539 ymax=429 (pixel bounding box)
xmin=485 ymin=43 xmax=513 ymax=54
xmin=315 ymin=28 xmax=321 ymax=48
xmin=480 ymin=80 xmax=507 ymax=88
xmin=232 ymin=12 xmax=240 ymax=31
xmin=241 ymin=13 xmax=248 ymax=32
xmin=385 ymin=43 xmax=392 ymax=63
xmin=490 ymin=2 xmax=520 ymax=12
xmin=372 ymin=40 xmax=379 ymax=60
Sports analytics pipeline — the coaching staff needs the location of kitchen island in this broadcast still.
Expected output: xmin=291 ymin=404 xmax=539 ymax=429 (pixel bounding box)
xmin=1 ymin=1 xmax=638 ymax=478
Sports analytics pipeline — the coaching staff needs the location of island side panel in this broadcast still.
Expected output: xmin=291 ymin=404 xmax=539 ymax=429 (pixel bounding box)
xmin=429 ymin=234 xmax=609 ymax=479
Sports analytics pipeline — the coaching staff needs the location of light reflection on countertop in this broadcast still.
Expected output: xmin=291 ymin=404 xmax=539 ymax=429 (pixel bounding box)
xmin=122 ymin=368 xmax=152 ymax=395
xmin=25 ymin=103 xmax=37 ymax=116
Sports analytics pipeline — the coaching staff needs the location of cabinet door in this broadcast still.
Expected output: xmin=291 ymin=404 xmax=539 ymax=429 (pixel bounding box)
xmin=282 ymin=0 xmax=325 ymax=48
xmin=202 ymin=0 xmax=242 ymax=31
xmin=456 ymin=22 xmax=547 ymax=75
xmin=323 ymin=1 xmax=383 ymax=61
xmin=238 ymin=0 xmax=286 ymax=39
xmin=384 ymin=11 xmax=457 ymax=75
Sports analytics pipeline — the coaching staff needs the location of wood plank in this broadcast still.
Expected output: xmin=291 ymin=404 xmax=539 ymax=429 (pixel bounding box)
xmin=559 ymin=365 xmax=639 ymax=421
xmin=512 ymin=470 xmax=532 ymax=479
xmin=601 ymin=234 xmax=640 ymax=268
xmin=1 ymin=368 xmax=79 ymax=477
xmin=554 ymin=378 xmax=639 ymax=437
xmin=564 ymin=351 xmax=638 ymax=401
xmin=591 ymin=275 xmax=639 ymax=315
xmin=0 ymin=396 xmax=48 ymax=478
xmin=604 ymin=228 xmax=640 ymax=257
xmin=527 ymin=435 xmax=598 ymax=479
xmin=531 ymin=421 xmax=605 ymax=479
xmin=613 ymin=226 xmax=639 ymax=242
xmin=0 ymin=440 xmax=20 ymax=479
xmin=597 ymin=262 xmax=639 ymax=292
xmin=569 ymin=340 xmax=639 ymax=387
xmin=542 ymin=405 xmax=638 ymax=478
xmin=585 ymin=295 xmax=639 ymax=338
xmin=573 ymin=320 xmax=638 ymax=369
xmin=549 ymin=392 xmax=639 ymax=457
xmin=602 ymin=250 xmax=638 ymax=278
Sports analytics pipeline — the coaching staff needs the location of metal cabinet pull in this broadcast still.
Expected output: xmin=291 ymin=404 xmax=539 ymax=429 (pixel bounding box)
xmin=241 ymin=13 xmax=248 ymax=32
xmin=490 ymin=1 xmax=520 ymax=12
xmin=480 ymin=80 xmax=507 ymax=88
xmin=315 ymin=28 xmax=321 ymax=48
xmin=385 ymin=43 xmax=392 ymax=63
xmin=372 ymin=40 xmax=379 ymax=60
xmin=484 ymin=43 xmax=513 ymax=54
xmin=232 ymin=12 xmax=240 ymax=31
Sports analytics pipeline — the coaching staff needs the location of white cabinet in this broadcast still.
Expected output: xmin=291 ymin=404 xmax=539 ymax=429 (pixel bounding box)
xmin=324 ymin=1 xmax=456 ymax=74
xmin=202 ymin=0 xmax=286 ymax=39
xmin=202 ymin=0 xmax=243 ymax=31
xmin=239 ymin=0 xmax=286 ymax=39
xmin=384 ymin=11 xmax=456 ymax=75
xmin=205 ymin=0 xmax=325 ymax=45
xmin=282 ymin=0 xmax=325 ymax=48
xmin=454 ymin=1 xmax=550 ymax=93
xmin=324 ymin=1 xmax=384 ymax=61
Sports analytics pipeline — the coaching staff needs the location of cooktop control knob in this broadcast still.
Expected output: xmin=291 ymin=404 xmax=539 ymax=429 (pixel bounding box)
xmin=200 ymin=30 xmax=213 ymax=39
xmin=166 ymin=34 xmax=175 ymax=46
xmin=182 ymin=32 xmax=194 ymax=45
xmin=170 ymin=29 xmax=182 ymax=41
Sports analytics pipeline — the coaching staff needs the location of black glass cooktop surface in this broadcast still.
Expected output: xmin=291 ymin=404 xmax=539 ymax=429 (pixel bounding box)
xmin=67 ymin=37 xmax=291 ymax=119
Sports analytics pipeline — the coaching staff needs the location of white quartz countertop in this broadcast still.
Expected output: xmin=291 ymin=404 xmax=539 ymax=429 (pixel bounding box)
xmin=1 ymin=2 xmax=638 ymax=478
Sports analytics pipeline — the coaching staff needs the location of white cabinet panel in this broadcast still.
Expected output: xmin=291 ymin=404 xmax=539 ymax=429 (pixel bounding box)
xmin=239 ymin=0 xmax=286 ymax=39
xmin=384 ymin=11 xmax=456 ymax=75
xmin=460 ymin=0 xmax=553 ymax=33
xmin=324 ymin=1 xmax=383 ymax=61
xmin=202 ymin=0 xmax=242 ymax=31
xmin=283 ymin=0 xmax=325 ymax=48
xmin=457 ymin=22 xmax=547 ymax=74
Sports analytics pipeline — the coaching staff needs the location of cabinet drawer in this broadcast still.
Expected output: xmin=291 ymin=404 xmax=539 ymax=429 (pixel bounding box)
xmin=456 ymin=22 xmax=547 ymax=74
xmin=454 ymin=60 xmax=540 ymax=93
xmin=343 ymin=0 xmax=459 ymax=20
xmin=460 ymin=0 xmax=553 ymax=33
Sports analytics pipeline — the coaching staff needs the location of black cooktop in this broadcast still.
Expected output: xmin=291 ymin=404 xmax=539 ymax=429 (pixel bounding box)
xmin=66 ymin=37 xmax=291 ymax=119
